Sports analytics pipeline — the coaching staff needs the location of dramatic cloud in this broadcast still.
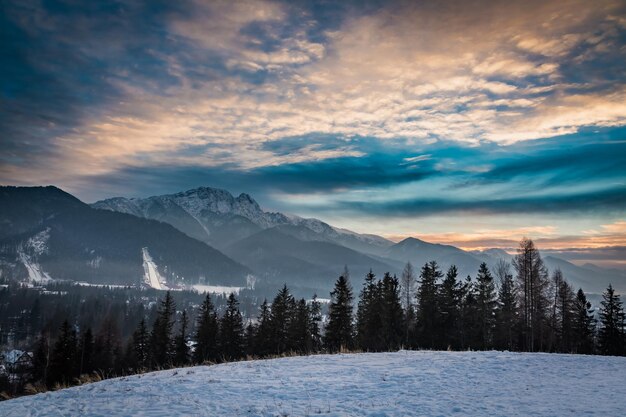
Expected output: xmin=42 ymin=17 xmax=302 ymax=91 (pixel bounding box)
xmin=1 ymin=0 xmax=625 ymax=259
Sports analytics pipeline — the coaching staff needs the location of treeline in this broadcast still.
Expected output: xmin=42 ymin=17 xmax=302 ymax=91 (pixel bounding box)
xmin=26 ymin=289 xmax=324 ymax=391
xmin=324 ymin=240 xmax=624 ymax=355
xmin=5 ymin=238 xmax=626 ymax=398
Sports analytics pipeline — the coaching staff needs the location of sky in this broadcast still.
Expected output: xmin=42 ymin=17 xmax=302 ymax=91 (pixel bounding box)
xmin=1 ymin=0 xmax=625 ymax=267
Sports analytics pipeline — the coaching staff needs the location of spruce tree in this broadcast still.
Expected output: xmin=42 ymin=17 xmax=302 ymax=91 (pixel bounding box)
xmin=174 ymin=310 xmax=190 ymax=366
xmin=94 ymin=316 xmax=122 ymax=375
xmin=308 ymin=294 xmax=323 ymax=353
xmin=150 ymin=291 xmax=176 ymax=368
xmin=132 ymin=319 xmax=150 ymax=370
xmin=573 ymin=288 xmax=596 ymax=354
xmin=551 ymin=271 xmax=575 ymax=352
xmin=459 ymin=275 xmax=480 ymax=349
xmin=288 ymin=298 xmax=312 ymax=353
xmin=356 ymin=270 xmax=383 ymax=351
xmin=49 ymin=320 xmax=78 ymax=385
xmin=380 ymin=272 xmax=404 ymax=350
xmin=598 ymin=284 xmax=625 ymax=356
xmin=416 ymin=261 xmax=442 ymax=348
xmin=220 ymin=293 xmax=245 ymax=360
xmin=324 ymin=275 xmax=354 ymax=353
xmin=78 ymin=327 xmax=94 ymax=375
xmin=495 ymin=269 xmax=517 ymax=351
xmin=438 ymin=265 xmax=461 ymax=349
xmin=32 ymin=331 xmax=50 ymax=384
xmin=270 ymin=285 xmax=295 ymax=354
xmin=253 ymin=299 xmax=273 ymax=357
xmin=475 ymin=262 xmax=497 ymax=350
xmin=193 ymin=294 xmax=219 ymax=363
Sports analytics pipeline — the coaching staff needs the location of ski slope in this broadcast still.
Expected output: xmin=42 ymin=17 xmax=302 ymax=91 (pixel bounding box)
xmin=2 ymin=351 xmax=626 ymax=416
xmin=142 ymin=247 xmax=165 ymax=290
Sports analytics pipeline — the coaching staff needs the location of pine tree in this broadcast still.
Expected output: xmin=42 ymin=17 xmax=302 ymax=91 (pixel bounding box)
xmin=438 ymin=265 xmax=461 ymax=349
xmin=475 ymin=262 xmax=497 ymax=350
xmin=356 ymin=270 xmax=383 ymax=351
xmin=325 ymin=275 xmax=354 ymax=353
xmin=94 ymin=316 xmax=122 ymax=375
xmin=308 ymin=294 xmax=323 ymax=352
xmin=220 ymin=293 xmax=245 ymax=360
xmin=415 ymin=261 xmax=442 ymax=348
xmin=150 ymin=291 xmax=176 ymax=367
xmin=380 ymin=272 xmax=404 ymax=350
xmin=288 ymin=298 xmax=312 ymax=353
xmin=573 ymin=288 xmax=596 ymax=354
xmin=253 ymin=299 xmax=273 ymax=357
xmin=495 ymin=266 xmax=517 ymax=351
xmin=459 ymin=275 xmax=480 ymax=349
xmin=244 ymin=322 xmax=257 ymax=356
xmin=174 ymin=310 xmax=190 ymax=366
xmin=132 ymin=319 xmax=150 ymax=370
xmin=78 ymin=327 xmax=94 ymax=375
xmin=32 ymin=331 xmax=50 ymax=384
xmin=270 ymin=285 xmax=295 ymax=354
xmin=598 ymin=284 xmax=625 ymax=356
xmin=193 ymin=294 xmax=219 ymax=363
xmin=49 ymin=320 xmax=78 ymax=385
xmin=550 ymin=270 xmax=575 ymax=352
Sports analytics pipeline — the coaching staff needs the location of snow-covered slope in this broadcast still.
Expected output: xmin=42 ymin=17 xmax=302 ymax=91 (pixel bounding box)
xmin=92 ymin=187 xmax=393 ymax=253
xmin=2 ymin=351 xmax=625 ymax=416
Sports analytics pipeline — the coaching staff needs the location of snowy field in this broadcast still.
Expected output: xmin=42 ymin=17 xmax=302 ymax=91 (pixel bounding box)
xmin=2 ymin=351 xmax=626 ymax=416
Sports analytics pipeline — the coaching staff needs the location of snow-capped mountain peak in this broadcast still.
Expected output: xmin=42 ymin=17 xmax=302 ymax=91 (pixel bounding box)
xmin=92 ymin=186 xmax=393 ymax=253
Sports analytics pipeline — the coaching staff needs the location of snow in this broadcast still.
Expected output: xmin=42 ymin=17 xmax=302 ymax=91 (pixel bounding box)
xmin=17 ymin=228 xmax=53 ymax=284
xmin=2 ymin=350 xmax=626 ymax=416
xmin=18 ymin=249 xmax=51 ymax=284
xmin=142 ymin=248 xmax=166 ymax=290
xmin=191 ymin=284 xmax=244 ymax=295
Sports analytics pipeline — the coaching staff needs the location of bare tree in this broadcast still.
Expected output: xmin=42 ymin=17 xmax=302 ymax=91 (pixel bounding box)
xmin=512 ymin=237 xmax=549 ymax=352
xmin=400 ymin=262 xmax=416 ymax=345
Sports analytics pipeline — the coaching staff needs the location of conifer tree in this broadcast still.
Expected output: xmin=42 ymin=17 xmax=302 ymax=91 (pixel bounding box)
xmin=438 ymin=265 xmax=461 ymax=349
xmin=132 ymin=319 xmax=150 ymax=370
xmin=193 ymin=293 xmax=219 ymax=363
xmin=357 ymin=270 xmax=383 ymax=351
xmin=416 ymin=261 xmax=442 ymax=348
xmin=459 ymin=275 xmax=480 ymax=349
xmin=325 ymin=275 xmax=354 ymax=353
xmin=150 ymin=291 xmax=176 ymax=367
xmin=573 ymin=288 xmax=596 ymax=354
xmin=220 ymin=293 xmax=245 ymax=360
xmin=78 ymin=327 xmax=94 ymax=375
xmin=475 ymin=262 xmax=497 ymax=350
xmin=94 ymin=315 xmax=122 ymax=375
xmin=244 ymin=322 xmax=257 ymax=356
xmin=308 ymin=294 xmax=323 ymax=352
xmin=495 ymin=266 xmax=517 ymax=351
xmin=598 ymin=284 xmax=625 ymax=356
xmin=253 ymin=299 xmax=273 ymax=357
xmin=174 ymin=310 xmax=190 ymax=366
xmin=380 ymin=272 xmax=404 ymax=350
xmin=288 ymin=298 xmax=312 ymax=353
xmin=270 ymin=285 xmax=295 ymax=354
xmin=550 ymin=271 xmax=575 ymax=352
xmin=32 ymin=331 xmax=50 ymax=384
xmin=49 ymin=320 xmax=78 ymax=385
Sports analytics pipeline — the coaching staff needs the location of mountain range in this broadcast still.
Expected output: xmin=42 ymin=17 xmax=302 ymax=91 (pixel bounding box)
xmin=1 ymin=185 xmax=624 ymax=295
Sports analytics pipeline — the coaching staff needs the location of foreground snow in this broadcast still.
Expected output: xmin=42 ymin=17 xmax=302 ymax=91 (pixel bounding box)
xmin=2 ymin=351 xmax=626 ymax=416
